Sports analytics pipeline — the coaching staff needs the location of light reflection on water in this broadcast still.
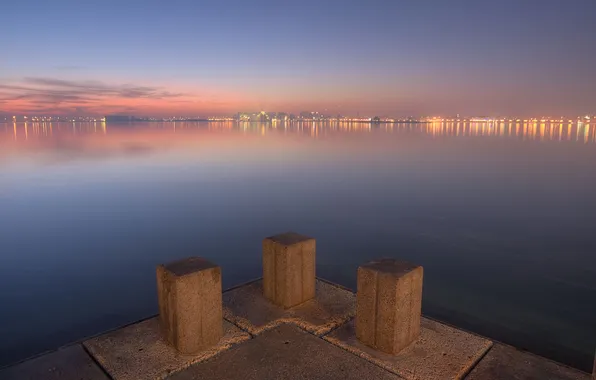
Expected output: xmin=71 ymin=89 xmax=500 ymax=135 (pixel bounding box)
xmin=2 ymin=119 xmax=596 ymax=143
xmin=0 ymin=121 xmax=595 ymax=371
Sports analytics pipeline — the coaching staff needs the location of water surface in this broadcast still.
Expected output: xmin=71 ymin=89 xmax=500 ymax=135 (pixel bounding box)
xmin=0 ymin=120 xmax=595 ymax=370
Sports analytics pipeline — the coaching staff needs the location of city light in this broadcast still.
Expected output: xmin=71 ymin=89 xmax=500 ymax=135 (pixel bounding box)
xmin=2 ymin=113 xmax=596 ymax=125
xmin=2 ymin=116 xmax=594 ymax=144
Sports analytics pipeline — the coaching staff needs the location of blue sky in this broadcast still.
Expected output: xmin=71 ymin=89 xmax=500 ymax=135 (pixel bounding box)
xmin=2 ymin=0 xmax=596 ymax=116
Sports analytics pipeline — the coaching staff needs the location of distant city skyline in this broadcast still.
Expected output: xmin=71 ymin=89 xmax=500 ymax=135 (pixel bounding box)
xmin=3 ymin=113 xmax=595 ymax=124
xmin=2 ymin=0 xmax=596 ymax=117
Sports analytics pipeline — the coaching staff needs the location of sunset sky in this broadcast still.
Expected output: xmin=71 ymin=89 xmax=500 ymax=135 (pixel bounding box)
xmin=2 ymin=0 xmax=596 ymax=117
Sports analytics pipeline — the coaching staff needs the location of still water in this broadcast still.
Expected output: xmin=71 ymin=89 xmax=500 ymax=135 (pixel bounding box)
xmin=0 ymin=121 xmax=595 ymax=370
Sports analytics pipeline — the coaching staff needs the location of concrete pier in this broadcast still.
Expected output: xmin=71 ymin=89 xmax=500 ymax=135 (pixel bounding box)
xmin=263 ymin=232 xmax=316 ymax=308
xmin=0 ymin=278 xmax=590 ymax=380
xmin=156 ymin=257 xmax=223 ymax=354
xmin=0 ymin=234 xmax=592 ymax=380
xmin=356 ymin=259 xmax=423 ymax=355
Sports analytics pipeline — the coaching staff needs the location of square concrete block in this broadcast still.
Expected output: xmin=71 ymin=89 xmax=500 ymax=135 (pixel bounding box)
xmin=84 ymin=317 xmax=250 ymax=380
xmin=325 ymin=318 xmax=493 ymax=380
xmin=263 ymin=232 xmax=316 ymax=309
xmin=356 ymin=259 xmax=423 ymax=355
xmin=157 ymin=257 xmax=223 ymax=354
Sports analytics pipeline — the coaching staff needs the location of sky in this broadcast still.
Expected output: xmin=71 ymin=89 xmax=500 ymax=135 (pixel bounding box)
xmin=2 ymin=0 xmax=596 ymax=117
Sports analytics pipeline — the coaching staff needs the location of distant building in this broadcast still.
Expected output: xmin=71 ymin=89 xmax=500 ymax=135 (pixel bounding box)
xmin=104 ymin=115 xmax=135 ymax=122
xmin=274 ymin=112 xmax=289 ymax=121
xmin=299 ymin=111 xmax=323 ymax=120
xmin=237 ymin=112 xmax=269 ymax=122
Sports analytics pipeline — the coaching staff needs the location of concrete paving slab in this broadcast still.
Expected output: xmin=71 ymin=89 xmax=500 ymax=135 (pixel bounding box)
xmin=325 ymin=318 xmax=492 ymax=380
xmin=83 ymin=317 xmax=250 ymax=380
xmin=223 ymin=278 xmax=356 ymax=336
xmin=168 ymin=324 xmax=401 ymax=380
xmin=0 ymin=344 xmax=109 ymax=380
xmin=465 ymin=343 xmax=591 ymax=380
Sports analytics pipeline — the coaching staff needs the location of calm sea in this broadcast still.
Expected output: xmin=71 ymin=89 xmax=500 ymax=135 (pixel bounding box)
xmin=0 ymin=120 xmax=595 ymax=370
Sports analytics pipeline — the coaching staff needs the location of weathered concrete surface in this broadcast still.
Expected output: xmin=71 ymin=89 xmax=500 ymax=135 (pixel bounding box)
xmin=84 ymin=317 xmax=250 ymax=380
xmin=168 ymin=324 xmax=401 ymax=380
xmin=466 ymin=343 xmax=591 ymax=380
xmin=6 ymin=277 xmax=591 ymax=380
xmin=263 ymin=232 xmax=316 ymax=309
xmin=325 ymin=318 xmax=492 ymax=380
xmin=157 ymin=257 xmax=223 ymax=354
xmin=223 ymin=278 xmax=355 ymax=336
xmin=0 ymin=344 xmax=109 ymax=380
xmin=357 ymin=259 xmax=423 ymax=355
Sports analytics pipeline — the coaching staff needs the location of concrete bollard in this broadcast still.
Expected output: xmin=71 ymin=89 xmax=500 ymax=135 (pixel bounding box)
xmin=263 ymin=232 xmax=316 ymax=309
xmin=156 ymin=257 xmax=223 ymax=354
xmin=356 ymin=259 xmax=423 ymax=355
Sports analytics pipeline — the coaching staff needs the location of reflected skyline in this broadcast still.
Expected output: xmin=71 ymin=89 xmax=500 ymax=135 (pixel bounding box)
xmin=2 ymin=120 xmax=595 ymax=145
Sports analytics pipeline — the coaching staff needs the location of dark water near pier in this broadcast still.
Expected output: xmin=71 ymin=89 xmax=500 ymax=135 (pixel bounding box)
xmin=0 ymin=120 xmax=595 ymax=370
